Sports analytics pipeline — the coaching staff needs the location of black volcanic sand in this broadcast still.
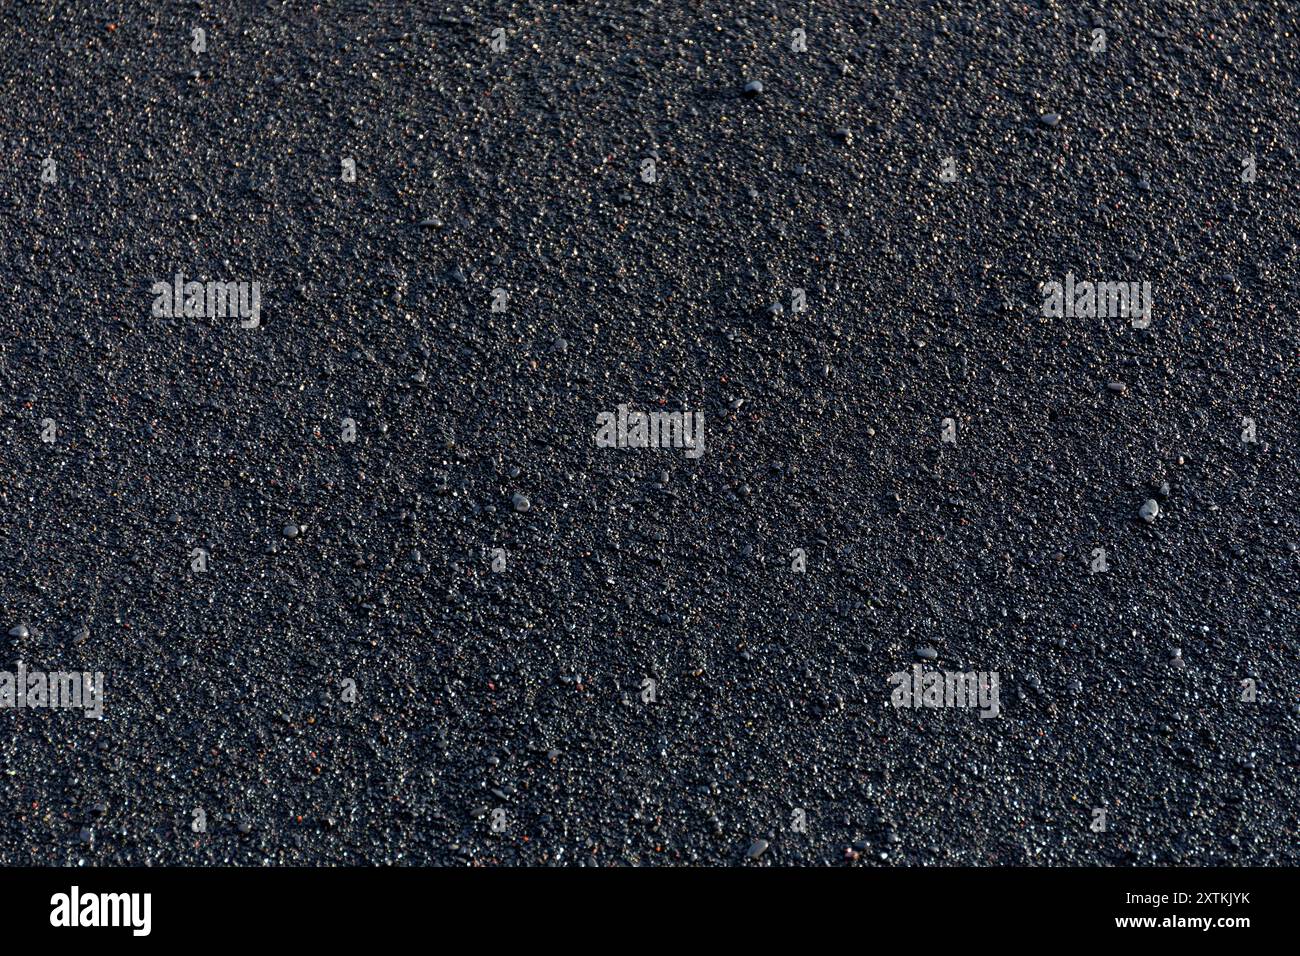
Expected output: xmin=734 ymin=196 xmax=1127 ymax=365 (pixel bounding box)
xmin=0 ymin=2 xmax=1296 ymax=865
